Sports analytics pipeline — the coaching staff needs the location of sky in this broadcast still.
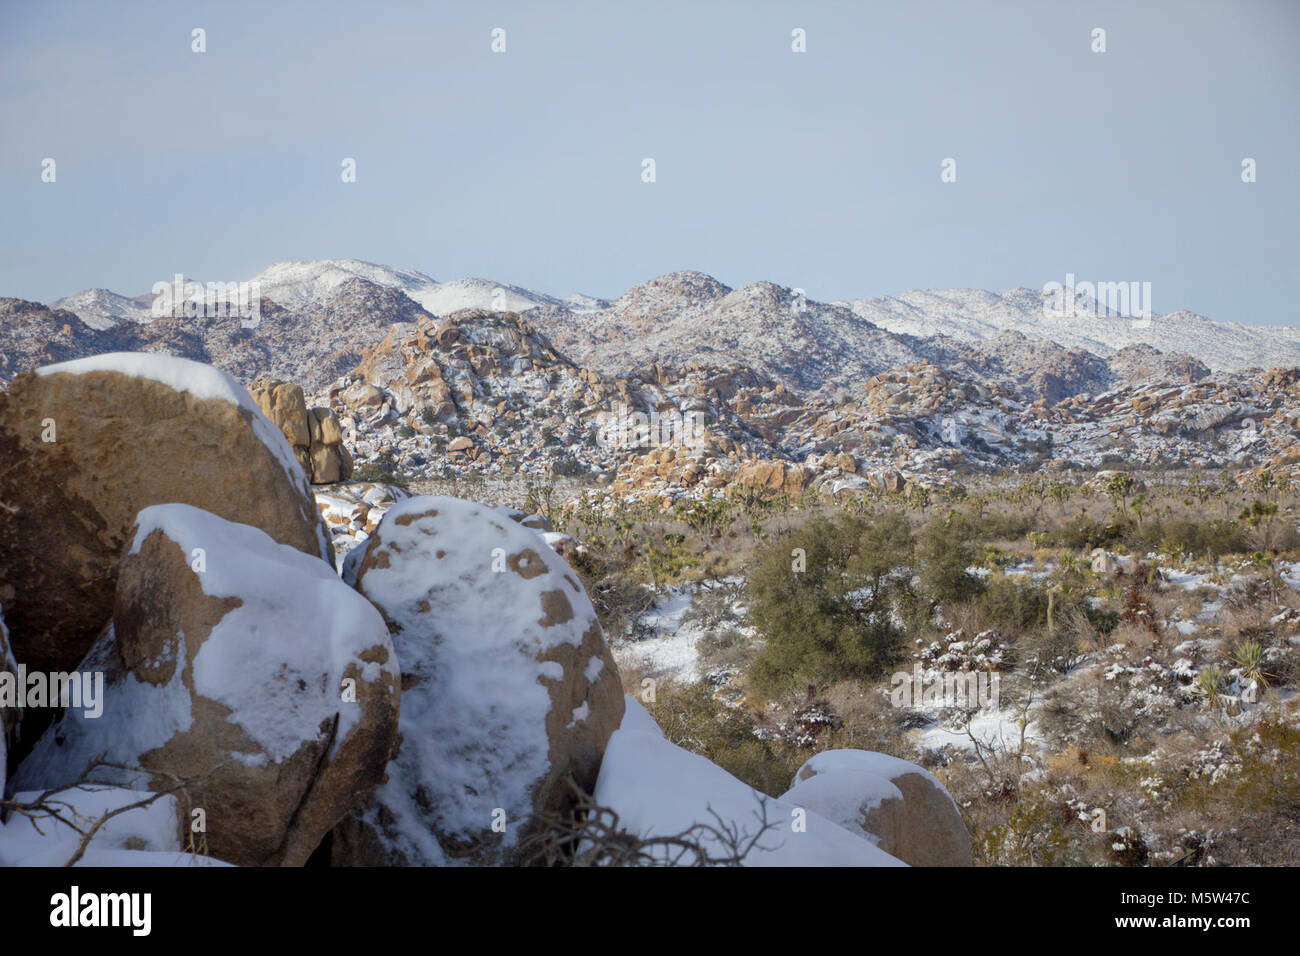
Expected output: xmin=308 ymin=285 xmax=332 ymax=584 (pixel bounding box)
xmin=1 ymin=0 xmax=1297 ymax=324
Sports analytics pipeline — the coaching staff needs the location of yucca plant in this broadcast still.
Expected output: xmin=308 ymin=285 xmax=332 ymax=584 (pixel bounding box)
xmin=1232 ymin=641 xmax=1272 ymax=699
xmin=1196 ymin=665 xmax=1226 ymax=707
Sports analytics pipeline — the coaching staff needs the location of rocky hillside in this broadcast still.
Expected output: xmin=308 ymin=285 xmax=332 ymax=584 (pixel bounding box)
xmin=5 ymin=259 xmax=1299 ymax=506
xmin=35 ymin=258 xmax=1300 ymax=400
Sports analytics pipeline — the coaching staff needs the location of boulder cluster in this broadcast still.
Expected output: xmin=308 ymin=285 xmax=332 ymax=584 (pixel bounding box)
xmin=0 ymin=351 xmax=972 ymax=867
xmin=250 ymin=378 xmax=353 ymax=484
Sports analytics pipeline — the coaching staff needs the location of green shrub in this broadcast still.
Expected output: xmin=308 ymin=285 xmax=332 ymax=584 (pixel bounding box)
xmin=645 ymin=682 xmax=804 ymax=797
xmin=351 ymin=449 xmax=410 ymax=487
xmin=917 ymin=511 xmax=984 ymax=605
xmin=747 ymin=511 xmax=914 ymax=695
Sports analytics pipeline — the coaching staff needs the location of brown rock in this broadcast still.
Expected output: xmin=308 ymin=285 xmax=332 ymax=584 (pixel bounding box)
xmin=731 ymin=459 xmax=808 ymax=497
xmin=251 ymin=380 xmax=310 ymax=448
xmin=12 ymin=504 xmax=400 ymax=867
xmin=0 ymin=358 xmax=329 ymax=674
xmin=791 ymin=751 xmax=972 ymax=867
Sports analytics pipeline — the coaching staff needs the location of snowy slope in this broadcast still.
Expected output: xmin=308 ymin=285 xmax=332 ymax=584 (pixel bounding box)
xmin=844 ymin=288 xmax=1300 ymax=372
xmin=247 ymin=259 xmax=441 ymax=309
xmin=50 ymin=259 xmax=603 ymax=325
xmin=50 ymin=288 xmax=152 ymax=330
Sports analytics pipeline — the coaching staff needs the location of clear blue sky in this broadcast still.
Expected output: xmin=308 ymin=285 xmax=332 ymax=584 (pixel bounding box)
xmin=2 ymin=0 xmax=1296 ymax=324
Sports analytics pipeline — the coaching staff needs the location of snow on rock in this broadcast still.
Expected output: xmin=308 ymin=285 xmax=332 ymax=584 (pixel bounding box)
xmin=333 ymin=495 xmax=624 ymax=865
xmin=618 ymin=695 xmax=665 ymax=738
xmin=0 ymin=352 xmax=332 ymax=675
xmin=14 ymin=503 xmax=399 ymax=867
xmin=0 ymin=785 xmax=230 ymax=867
xmin=315 ymin=481 xmax=412 ymax=562
xmin=36 ymin=352 xmax=309 ymax=491
xmin=593 ymin=728 xmax=905 ymax=866
xmin=780 ymin=770 xmax=906 ymax=852
xmin=790 ymin=750 xmax=972 ymax=866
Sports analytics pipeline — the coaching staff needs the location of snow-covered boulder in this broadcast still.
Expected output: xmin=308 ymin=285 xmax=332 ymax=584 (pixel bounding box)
xmin=0 ymin=353 xmax=332 ymax=674
xmin=778 ymin=770 xmax=906 ymax=851
xmin=618 ymin=695 xmax=665 ymax=738
xmin=594 ymin=719 xmax=905 ymax=866
xmin=13 ymin=504 xmax=399 ymax=867
xmin=786 ymin=750 xmax=972 ymax=866
xmin=0 ymin=785 xmax=231 ymax=867
xmin=333 ymin=495 xmax=624 ymax=865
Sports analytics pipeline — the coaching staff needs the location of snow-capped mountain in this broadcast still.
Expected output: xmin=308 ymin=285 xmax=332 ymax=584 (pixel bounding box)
xmin=49 ymin=288 xmax=152 ymax=330
xmin=843 ymin=288 xmax=1300 ymax=372
xmin=34 ymin=259 xmax=1300 ymax=396
xmin=526 ymin=272 xmax=923 ymax=392
xmin=247 ymin=259 xmax=441 ymax=310
xmin=50 ymin=259 xmax=607 ymax=329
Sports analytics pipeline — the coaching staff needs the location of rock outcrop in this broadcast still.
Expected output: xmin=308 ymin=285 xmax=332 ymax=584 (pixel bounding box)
xmin=332 ymin=495 xmax=624 ymax=866
xmin=786 ymin=750 xmax=973 ymax=866
xmin=12 ymin=504 xmax=399 ymax=867
xmin=0 ymin=354 xmax=330 ymax=674
xmin=250 ymin=378 xmax=353 ymax=484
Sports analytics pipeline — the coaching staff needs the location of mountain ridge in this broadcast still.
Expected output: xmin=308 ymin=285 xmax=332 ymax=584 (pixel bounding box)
xmin=43 ymin=259 xmax=1299 ymax=381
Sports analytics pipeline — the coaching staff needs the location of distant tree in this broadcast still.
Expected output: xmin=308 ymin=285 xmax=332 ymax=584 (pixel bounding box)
xmin=747 ymin=511 xmax=913 ymax=694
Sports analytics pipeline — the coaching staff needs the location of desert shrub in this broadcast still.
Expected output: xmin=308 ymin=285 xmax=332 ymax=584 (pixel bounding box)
xmin=1036 ymin=636 xmax=1182 ymax=752
xmin=973 ymin=575 xmax=1050 ymax=637
xmin=970 ymin=511 xmax=1034 ymax=542
xmin=917 ymin=511 xmax=984 ymax=605
xmin=645 ymin=682 xmax=803 ymax=798
xmin=976 ymin=790 xmax=1077 ymax=866
xmin=1125 ymin=518 xmax=1250 ymax=556
xmin=746 ymin=511 xmax=914 ymax=695
xmin=1045 ymin=516 xmax=1125 ymax=551
xmin=696 ymin=627 xmax=757 ymax=681
xmin=351 ymin=449 xmax=410 ymax=487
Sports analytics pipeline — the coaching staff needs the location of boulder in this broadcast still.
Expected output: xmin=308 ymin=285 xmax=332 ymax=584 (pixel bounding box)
xmin=787 ymin=750 xmax=972 ymax=866
xmin=593 ymin=704 xmax=904 ymax=866
xmin=730 ymin=459 xmax=808 ymax=497
xmin=310 ymin=441 xmax=342 ymax=484
xmin=332 ymin=496 xmax=625 ymax=866
xmin=13 ymin=503 xmax=400 ymax=867
xmin=251 ymin=379 xmax=310 ymax=451
xmin=310 ymin=406 xmax=344 ymax=447
xmin=868 ymin=468 xmax=909 ymax=494
xmin=0 ymin=354 xmax=331 ymax=674
xmin=341 ymin=381 xmax=384 ymax=408
xmin=251 ymin=379 xmax=352 ymax=485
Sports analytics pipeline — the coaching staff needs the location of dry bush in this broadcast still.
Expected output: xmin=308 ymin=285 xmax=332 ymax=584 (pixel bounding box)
xmin=518 ymin=777 xmax=781 ymax=867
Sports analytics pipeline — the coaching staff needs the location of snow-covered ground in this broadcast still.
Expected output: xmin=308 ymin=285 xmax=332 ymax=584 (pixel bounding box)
xmin=610 ymin=579 xmax=751 ymax=684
